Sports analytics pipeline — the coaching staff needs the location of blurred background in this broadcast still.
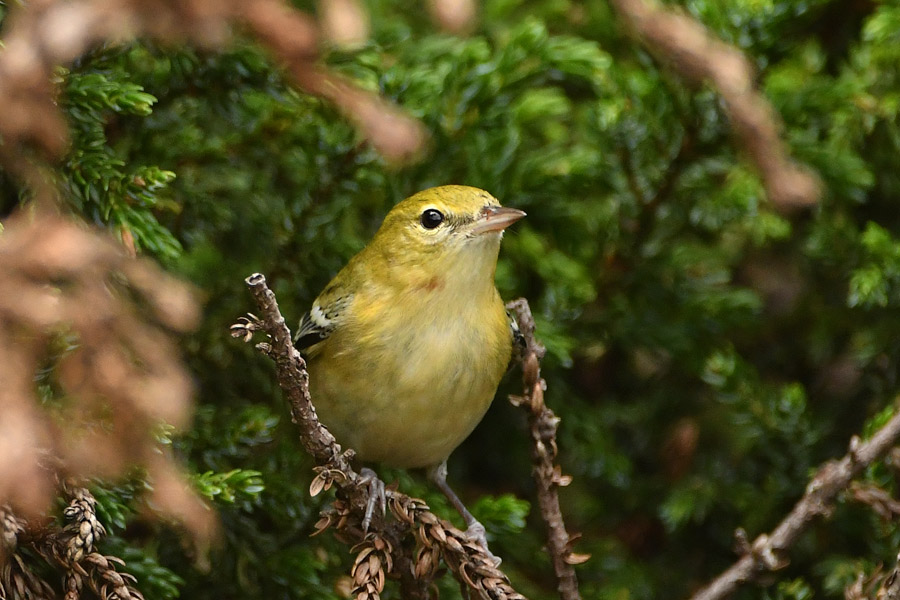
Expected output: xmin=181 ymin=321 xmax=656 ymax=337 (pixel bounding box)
xmin=2 ymin=0 xmax=900 ymax=598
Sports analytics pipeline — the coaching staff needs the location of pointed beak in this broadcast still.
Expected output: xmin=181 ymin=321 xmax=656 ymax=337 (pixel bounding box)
xmin=470 ymin=206 xmax=526 ymax=235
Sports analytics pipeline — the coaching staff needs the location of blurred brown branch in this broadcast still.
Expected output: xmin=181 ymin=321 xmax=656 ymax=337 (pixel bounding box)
xmin=507 ymin=299 xmax=585 ymax=600
xmin=428 ymin=0 xmax=477 ymax=33
xmin=0 ymin=209 xmax=214 ymax=542
xmin=0 ymin=0 xmax=426 ymax=180
xmin=611 ymin=0 xmax=822 ymax=212
xmin=232 ymin=273 xmax=526 ymax=600
xmin=690 ymin=406 xmax=900 ymax=600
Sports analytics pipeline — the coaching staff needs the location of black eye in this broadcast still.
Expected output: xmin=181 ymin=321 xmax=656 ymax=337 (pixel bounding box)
xmin=420 ymin=208 xmax=444 ymax=229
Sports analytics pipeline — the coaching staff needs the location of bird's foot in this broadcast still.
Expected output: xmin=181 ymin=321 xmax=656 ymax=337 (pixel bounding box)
xmin=358 ymin=467 xmax=386 ymax=532
xmin=463 ymin=519 xmax=501 ymax=566
xmin=427 ymin=461 xmax=503 ymax=565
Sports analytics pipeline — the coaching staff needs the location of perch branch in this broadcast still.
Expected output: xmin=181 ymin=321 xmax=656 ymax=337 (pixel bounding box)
xmin=234 ymin=273 xmax=526 ymax=599
xmin=241 ymin=274 xmax=351 ymax=471
xmin=611 ymin=0 xmax=821 ymax=212
xmin=690 ymin=406 xmax=900 ymax=600
xmin=506 ymin=299 xmax=585 ymax=600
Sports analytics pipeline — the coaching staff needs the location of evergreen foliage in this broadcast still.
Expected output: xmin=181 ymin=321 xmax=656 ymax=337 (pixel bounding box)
xmin=3 ymin=0 xmax=900 ymax=598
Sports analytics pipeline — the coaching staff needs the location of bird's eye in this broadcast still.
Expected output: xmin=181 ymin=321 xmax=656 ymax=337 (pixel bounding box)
xmin=420 ymin=209 xmax=444 ymax=229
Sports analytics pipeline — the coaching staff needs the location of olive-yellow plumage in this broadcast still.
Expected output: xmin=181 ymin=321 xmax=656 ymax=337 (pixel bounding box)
xmin=296 ymin=186 xmax=524 ymax=470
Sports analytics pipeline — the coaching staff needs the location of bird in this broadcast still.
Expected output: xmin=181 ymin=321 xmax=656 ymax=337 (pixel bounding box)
xmin=294 ymin=185 xmax=525 ymax=551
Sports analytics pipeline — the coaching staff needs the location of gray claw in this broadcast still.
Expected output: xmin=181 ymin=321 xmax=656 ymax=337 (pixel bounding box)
xmin=359 ymin=467 xmax=386 ymax=532
xmin=465 ymin=520 xmax=501 ymax=565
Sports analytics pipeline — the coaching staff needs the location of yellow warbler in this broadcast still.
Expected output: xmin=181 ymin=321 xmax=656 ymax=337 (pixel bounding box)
xmin=296 ymin=185 xmax=524 ymax=546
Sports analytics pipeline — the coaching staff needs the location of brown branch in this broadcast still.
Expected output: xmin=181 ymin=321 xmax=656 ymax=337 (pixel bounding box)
xmin=240 ymin=274 xmax=351 ymax=471
xmin=0 ymin=211 xmax=214 ymax=545
xmin=0 ymin=0 xmax=425 ymax=180
xmin=291 ymin=67 xmax=427 ymax=163
xmin=234 ymin=273 xmax=527 ymax=600
xmin=611 ymin=0 xmax=822 ymax=212
xmin=506 ymin=299 xmax=585 ymax=600
xmin=690 ymin=407 xmax=900 ymax=600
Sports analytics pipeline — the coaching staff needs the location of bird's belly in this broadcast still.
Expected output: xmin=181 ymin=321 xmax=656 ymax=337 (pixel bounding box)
xmin=308 ymin=332 xmax=501 ymax=468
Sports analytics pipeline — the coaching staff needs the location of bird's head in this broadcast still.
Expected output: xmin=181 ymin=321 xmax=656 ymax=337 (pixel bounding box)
xmin=372 ymin=185 xmax=525 ymax=286
xmin=372 ymin=185 xmax=525 ymax=263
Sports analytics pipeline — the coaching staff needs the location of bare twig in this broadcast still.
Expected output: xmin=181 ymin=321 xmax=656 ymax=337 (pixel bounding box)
xmin=234 ymin=273 xmax=527 ymax=599
xmin=690 ymin=408 xmax=900 ymax=600
xmin=506 ymin=298 xmax=585 ymax=600
xmin=611 ymin=0 xmax=822 ymax=212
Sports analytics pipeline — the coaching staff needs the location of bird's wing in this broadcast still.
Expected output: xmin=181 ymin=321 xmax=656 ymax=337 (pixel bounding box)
xmin=295 ymin=292 xmax=352 ymax=352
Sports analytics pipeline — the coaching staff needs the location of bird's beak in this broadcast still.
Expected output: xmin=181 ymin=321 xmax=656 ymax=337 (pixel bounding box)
xmin=470 ymin=206 xmax=526 ymax=235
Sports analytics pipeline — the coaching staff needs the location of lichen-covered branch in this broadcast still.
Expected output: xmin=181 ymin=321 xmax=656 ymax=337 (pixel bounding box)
xmin=506 ymin=298 xmax=585 ymax=600
xmin=234 ymin=273 xmax=526 ymax=599
xmin=690 ymin=406 xmax=900 ymax=600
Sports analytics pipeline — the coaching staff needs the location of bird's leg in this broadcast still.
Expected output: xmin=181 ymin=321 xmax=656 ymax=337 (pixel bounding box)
xmin=358 ymin=467 xmax=386 ymax=532
xmin=427 ymin=461 xmax=499 ymax=563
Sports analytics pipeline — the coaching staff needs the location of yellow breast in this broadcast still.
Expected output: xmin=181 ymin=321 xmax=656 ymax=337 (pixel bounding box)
xmin=307 ymin=278 xmax=511 ymax=468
